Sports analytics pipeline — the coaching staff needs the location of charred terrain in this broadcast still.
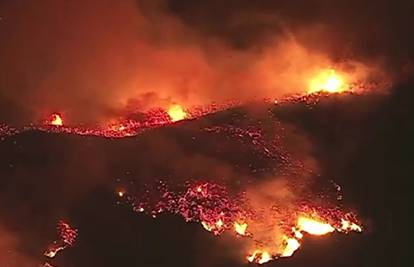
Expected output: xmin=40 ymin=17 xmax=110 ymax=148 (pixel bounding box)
xmin=0 ymin=83 xmax=411 ymax=267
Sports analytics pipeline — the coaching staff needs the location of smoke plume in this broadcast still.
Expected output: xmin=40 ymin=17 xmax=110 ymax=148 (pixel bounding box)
xmin=1 ymin=0 xmax=409 ymax=123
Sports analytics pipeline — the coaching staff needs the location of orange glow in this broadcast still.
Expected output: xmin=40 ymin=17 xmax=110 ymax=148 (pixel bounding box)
xmin=247 ymin=250 xmax=272 ymax=264
xmin=44 ymin=246 xmax=64 ymax=258
xmin=167 ymin=104 xmax=187 ymax=122
xmin=308 ymin=69 xmax=348 ymax=94
xmin=201 ymin=221 xmax=213 ymax=232
xmin=292 ymin=227 xmax=304 ymax=239
xmin=117 ymin=190 xmax=125 ymax=197
xmin=49 ymin=113 xmax=63 ymax=126
xmin=215 ymin=218 xmax=224 ymax=229
xmin=297 ymin=216 xmax=335 ymax=235
xmin=234 ymin=222 xmax=248 ymax=235
xmin=281 ymin=237 xmax=301 ymax=257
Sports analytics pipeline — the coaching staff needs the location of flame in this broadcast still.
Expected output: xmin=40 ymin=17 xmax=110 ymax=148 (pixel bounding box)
xmin=215 ymin=218 xmax=224 ymax=228
xmin=281 ymin=237 xmax=301 ymax=257
xmin=308 ymin=69 xmax=348 ymax=94
xmin=201 ymin=221 xmax=213 ymax=232
xmin=340 ymin=219 xmax=362 ymax=232
xmin=118 ymin=178 xmax=363 ymax=264
xmin=247 ymin=250 xmax=272 ymax=264
xmin=234 ymin=222 xmax=248 ymax=236
xmin=297 ymin=216 xmax=335 ymax=235
xmin=167 ymin=104 xmax=187 ymax=122
xmin=292 ymin=227 xmax=303 ymax=239
xmin=49 ymin=113 xmax=63 ymax=126
xmin=44 ymin=246 xmax=64 ymax=258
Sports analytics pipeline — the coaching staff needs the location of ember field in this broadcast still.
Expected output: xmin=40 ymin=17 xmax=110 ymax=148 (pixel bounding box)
xmin=0 ymin=84 xmax=411 ymax=267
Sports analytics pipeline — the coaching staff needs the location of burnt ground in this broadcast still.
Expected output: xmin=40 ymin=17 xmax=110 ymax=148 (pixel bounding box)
xmin=0 ymin=84 xmax=412 ymax=267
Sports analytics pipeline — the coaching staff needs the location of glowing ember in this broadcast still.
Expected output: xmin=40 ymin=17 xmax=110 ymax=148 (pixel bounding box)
xmin=281 ymin=237 xmax=301 ymax=257
xmin=247 ymin=250 xmax=272 ymax=264
xmin=48 ymin=113 xmax=63 ymax=126
xmin=44 ymin=220 xmax=78 ymax=259
xmin=0 ymin=99 xmax=368 ymax=265
xmin=297 ymin=216 xmax=335 ymax=235
xmin=234 ymin=222 xmax=248 ymax=236
xmin=215 ymin=218 xmax=224 ymax=228
xmin=44 ymin=246 xmax=64 ymax=258
xmin=117 ymin=190 xmax=125 ymax=197
xmin=123 ymin=179 xmax=363 ymax=264
xmin=340 ymin=219 xmax=363 ymax=232
xmin=201 ymin=221 xmax=213 ymax=232
xmin=167 ymin=104 xmax=187 ymax=122
xmin=308 ymin=69 xmax=347 ymax=93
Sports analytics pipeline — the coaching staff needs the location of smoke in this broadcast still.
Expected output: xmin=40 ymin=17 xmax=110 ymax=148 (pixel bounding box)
xmin=0 ymin=222 xmax=41 ymax=267
xmin=0 ymin=0 xmax=405 ymax=124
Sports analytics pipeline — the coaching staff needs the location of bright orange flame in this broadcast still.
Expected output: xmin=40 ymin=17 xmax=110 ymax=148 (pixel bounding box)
xmin=167 ymin=104 xmax=187 ymax=122
xmin=49 ymin=113 xmax=63 ymax=126
xmin=292 ymin=227 xmax=303 ymax=239
xmin=234 ymin=222 xmax=248 ymax=235
xmin=281 ymin=237 xmax=301 ymax=257
xmin=297 ymin=216 xmax=335 ymax=235
xmin=201 ymin=221 xmax=213 ymax=232
xmin=308 ymin=69 xmax=347 ymax=93
xmin=44 ymin=246 xmax=64 ymax=258
xmin=340 ymin=219 xmax=362 ymax=232
xmin=247 ymin=250 xmax=272 ymax=264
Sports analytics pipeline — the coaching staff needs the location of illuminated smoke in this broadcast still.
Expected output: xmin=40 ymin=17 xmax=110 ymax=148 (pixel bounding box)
xmin=0 ymin=0 xmax=394 ymax=124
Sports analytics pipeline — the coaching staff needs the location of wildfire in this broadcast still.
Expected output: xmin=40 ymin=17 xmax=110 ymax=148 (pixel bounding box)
xmin=297 ymin=216 xmax=335 ymax=235
xmin=281 ymin=237 xmax=301 ymax=257
xmin=167 ymin=104 xmax=187 ymax=122
xmin=308 ymin=69 xmax=348 ymax=94
xmin=247 ymin=250 xmax=272 ymax=264
xmin=123 ymin=179 xmax=364 ymax=264
xmin=48 ymin=113 xmax=63 ymax=126
xmin=44 ymin=246 xmax=64 ymax=258
xmin=44 ymin=221 xmax=78 ymax=259
xmin=340 ymin=218 xmax=363 ymax=232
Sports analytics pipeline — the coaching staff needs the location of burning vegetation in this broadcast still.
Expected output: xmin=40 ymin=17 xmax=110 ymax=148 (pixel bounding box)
xmin=308 ymin=69 xmax=348 ymax=94
xmin=123 ymin=177 xmax=363 ymax=264
xmin=0 ymin=0 xmax=411 ymax=266
xmin=0 ymin=87 xmax=369 ymax=264
xmin=167 ymin=104 xmax=187 ymax=122
xmin=44 ymin=221 xmax=78 ymax=260
xmin=116 ymin=180 xmax=362 ymax=264
xmin=1 ymin=88 xmax=400 ymax=266
xmin=108 ymin=105 xmax=364 ymax=264
xmin=47 ymin=113 xmax=64 ymax=127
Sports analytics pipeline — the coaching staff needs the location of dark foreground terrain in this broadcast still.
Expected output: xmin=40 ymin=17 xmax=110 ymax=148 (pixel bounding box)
xmin=0 ymin=84 xmax=411 ymax=267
